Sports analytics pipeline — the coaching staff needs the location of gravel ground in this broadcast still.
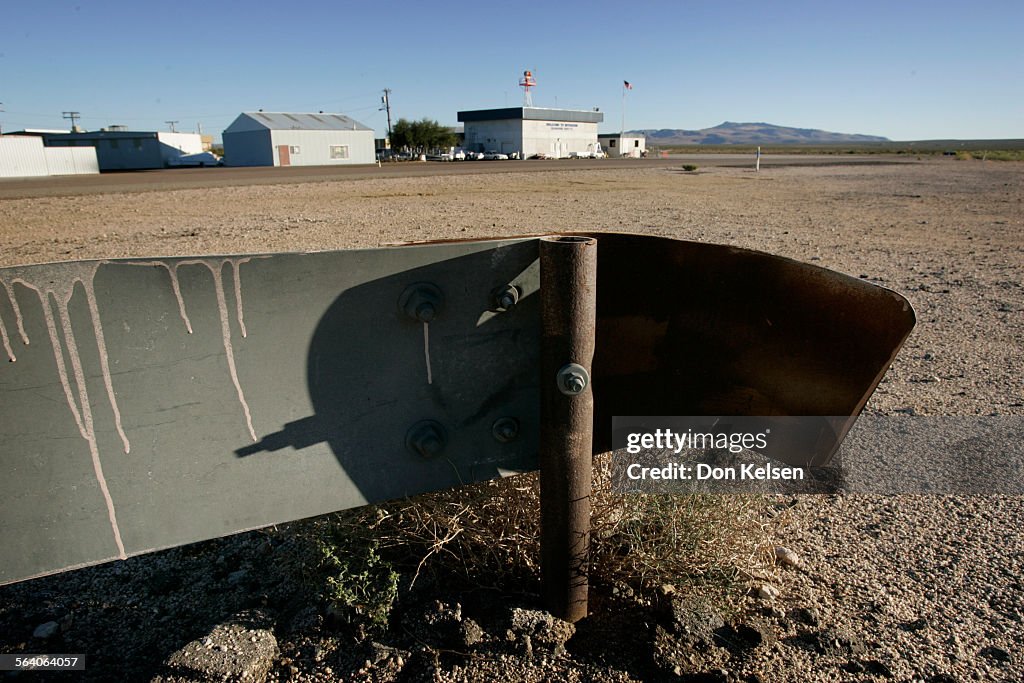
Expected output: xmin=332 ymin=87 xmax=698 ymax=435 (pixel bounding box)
xmin=0 ymin=157 xmax=1021 ymax=682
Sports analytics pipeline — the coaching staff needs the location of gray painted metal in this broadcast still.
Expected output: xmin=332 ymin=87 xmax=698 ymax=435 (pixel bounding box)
xmin=458 ymin=108 xmax=604 ymax=124
xmin=224 ymin=112 xmax=374 ymax=133
xmin=0 ymin=240 xmax=541 ymax=585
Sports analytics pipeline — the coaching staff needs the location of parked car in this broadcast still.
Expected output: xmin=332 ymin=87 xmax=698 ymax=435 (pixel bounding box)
xmin=452 ymin=148 xmax=467 ymax=161
xmin=483 ymin=151 xmax=509 ymax=160
xmin=168 ymin=152 xmax=223 ymax=167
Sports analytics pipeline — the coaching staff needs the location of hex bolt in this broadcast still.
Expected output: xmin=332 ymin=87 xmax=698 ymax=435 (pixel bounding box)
xmin=493 ymin=285 xmax=520 ymax=312
xmin=405 ymin=420 xmax=448 ymax=459
xmin=415 ymin=301 xmax=436 ymax=322
xmin=491 ymin=417 xmax=520 ymax=443
xmin=399 ymin=283 xmax=444 ymax=323
xmin=556 ymin=363 xmax=590 ymax=396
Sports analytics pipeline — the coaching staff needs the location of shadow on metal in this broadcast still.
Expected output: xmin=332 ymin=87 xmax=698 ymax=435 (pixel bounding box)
xmin=234 ymin=241 xmax=543 ymax=502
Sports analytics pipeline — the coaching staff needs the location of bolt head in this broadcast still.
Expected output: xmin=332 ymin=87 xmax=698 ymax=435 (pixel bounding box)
xmin=556 ymin=363 xmax=590 ymax=396
xmin=492 ymin=417 xmax=520 ymax=443
xmin=416 ymin=302 xmax=436 ymax=322
xmin=416 ymin=435 xmax=442 ymax=458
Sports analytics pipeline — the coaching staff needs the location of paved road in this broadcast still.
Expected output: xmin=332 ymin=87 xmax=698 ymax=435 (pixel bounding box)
xmin=0 ymin=155 xmax=915 ymax=199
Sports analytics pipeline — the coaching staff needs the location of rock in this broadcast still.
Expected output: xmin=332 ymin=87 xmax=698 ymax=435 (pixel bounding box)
xmin=33 ymin=621 xmax=59 ymax=639
xmin=509 ymin=608 xmax=575 ymax=654
xmin=804 ymin=626 xmax=866 ymax=656
xmin=154 ymin=610 xmax=278 ymax=683
xmin=979 ymin=645 xmax=1011 ymax=663
xmin=902 ymin=617 xmax=928 ymax=632
xmin=227 ymin=569 xmax=248 ymax=585
xmin=717 ymin=619 xmax=774 ymax=652
xmin=756 ymin=584 xmax=780 ymax=601
xmin=774 ymin=546 xmax=803 ymax=569
xmin=790 ymin=606 xmax=820 ymax=627
xmin=460 ymin=618 xmax=485 ymax=647
xmin=664 ymin=596 xmax=725 ymax=650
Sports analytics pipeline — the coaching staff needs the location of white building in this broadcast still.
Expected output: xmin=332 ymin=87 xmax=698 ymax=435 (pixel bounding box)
xmin=458 ymin=107 xmax=604 ymax=159
xmin=598 ymin=134 xmax=647 ymax=158
xmin=42 ymin=129 xmax=204 ymax=170
xmin=0 ymin=136 xmax=98 ymax=178
xmin=222 ymin=112 xmax=375 ymax=167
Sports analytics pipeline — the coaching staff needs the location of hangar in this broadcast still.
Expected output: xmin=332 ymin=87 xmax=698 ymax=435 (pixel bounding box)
xmin=458 ymin=107 xmax=604 ymax=159
xmin=222 ymin=112 xmax=375 ymax=167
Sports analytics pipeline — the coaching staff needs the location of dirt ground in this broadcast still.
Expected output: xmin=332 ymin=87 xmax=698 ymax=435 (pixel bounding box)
xmin=0 ymin=157 xmax=1021 ymax=681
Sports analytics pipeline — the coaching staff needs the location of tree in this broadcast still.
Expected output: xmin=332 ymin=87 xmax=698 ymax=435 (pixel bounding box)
xmin=390 ymin=117 xmax=457 ymax=153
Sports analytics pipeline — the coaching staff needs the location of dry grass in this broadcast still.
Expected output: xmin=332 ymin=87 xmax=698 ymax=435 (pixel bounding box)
xmin=301 ymin=454 xmax=784 ymax=610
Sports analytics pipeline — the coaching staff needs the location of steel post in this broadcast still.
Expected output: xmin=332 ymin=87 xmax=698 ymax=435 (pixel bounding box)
xmin=539 ymin=235 xmax=597 ymax=623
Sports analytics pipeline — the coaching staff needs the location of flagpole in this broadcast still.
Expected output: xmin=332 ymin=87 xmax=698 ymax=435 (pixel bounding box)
xmin=620 ymin=84 xmax=626 ymax=136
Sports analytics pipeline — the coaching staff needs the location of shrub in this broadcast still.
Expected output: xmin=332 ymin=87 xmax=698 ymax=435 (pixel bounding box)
xmin=682 ymin=164 xmax=699 ymax=172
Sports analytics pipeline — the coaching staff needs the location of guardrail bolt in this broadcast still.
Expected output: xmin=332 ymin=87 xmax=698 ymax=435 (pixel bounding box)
xmin=556 ymin=363 xmax=590 ymax=396
xmin=399 ymin=283 xmax=444 ymax=323
xmin=405 ymin=420 xmax=447 ymax=458
xmin=492 ymin=285 xmax=520 ymax=312
xmin=491 ymin=417 xmax=520 ymax=443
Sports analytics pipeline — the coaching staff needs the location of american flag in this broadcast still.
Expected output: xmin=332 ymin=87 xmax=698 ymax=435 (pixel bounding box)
xmin=624 ymin=80 xmax=633 ymax=90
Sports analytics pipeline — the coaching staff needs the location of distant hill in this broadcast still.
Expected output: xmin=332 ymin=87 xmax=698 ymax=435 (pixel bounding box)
xmin=632 ymin=122 xmax=890 ymax=145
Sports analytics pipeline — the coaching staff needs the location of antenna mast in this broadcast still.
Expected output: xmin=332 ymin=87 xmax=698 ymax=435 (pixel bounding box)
xmin=519 ymin=70 xmax=536 ymax=107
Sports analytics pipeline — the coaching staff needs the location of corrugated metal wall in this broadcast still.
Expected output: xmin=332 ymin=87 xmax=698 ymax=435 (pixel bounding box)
xmin=223 ymin=129 xmax=273 ymax=167
xmin=44 ymin=147 xmax=100 ymax=175
xmin=0 ymin=137 xmax=50 ymax=177
xmin=1 ymin=137 xmax=99 ymax=177
xmin=268 ymin=129 xmax=375 ymax=166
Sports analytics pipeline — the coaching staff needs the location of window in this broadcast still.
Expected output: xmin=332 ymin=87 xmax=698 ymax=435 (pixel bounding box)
xmin=330 ymin=145 xmax=349 ymax=160
xmin=634 ymin=140 xmax=640 ymax=147
xmin=289 ymin=146 xmax=301 ymax=154
xmin=134 ymin=139 xmax=143 ymax=150
xmin=609 ymin=139 xmax=616 ymax=147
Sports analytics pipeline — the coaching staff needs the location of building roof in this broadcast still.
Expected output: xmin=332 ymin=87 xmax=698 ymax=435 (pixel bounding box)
xmin=224 ymin=112 xmax=373 ymax=134
xmin=457 ymin=107 xmax=604 ymax=124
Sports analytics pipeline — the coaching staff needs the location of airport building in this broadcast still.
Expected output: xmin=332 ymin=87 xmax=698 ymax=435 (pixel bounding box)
xmin=41 ymin=128 xmax=205 ymax=171
xmin=0 ymin=135 xmax=99 ymax=178
xmin=457 ymin=107 xmax=604 ymax=159
xmin=598 ymin=133 xmax=647 ymax=158
xmin=222 ymin=112 xmax=375 ymax=167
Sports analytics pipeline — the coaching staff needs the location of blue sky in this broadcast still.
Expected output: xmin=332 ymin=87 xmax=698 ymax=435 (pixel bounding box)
xmin=2 ymin=0 xmax=1020 ymax=141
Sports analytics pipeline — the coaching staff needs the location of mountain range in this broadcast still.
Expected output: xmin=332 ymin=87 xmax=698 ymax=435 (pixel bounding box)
xmin=631 ymin=121 xmax=890 ymax=145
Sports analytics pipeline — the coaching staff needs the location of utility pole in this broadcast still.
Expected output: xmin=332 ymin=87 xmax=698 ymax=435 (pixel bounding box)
xmin=0 ymin=102 xmax=5 ymax=135
xmin=62 ymin=111 xmax=81 ymax=132
xmin=380 ymin=89 xmax=393 ymax=144
xmin=165 ymin=120 xmax=178 ymax=133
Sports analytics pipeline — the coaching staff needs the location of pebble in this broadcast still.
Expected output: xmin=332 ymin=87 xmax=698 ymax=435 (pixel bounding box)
xmin=32 ymin=621 xmax=59 ymax=639
xmin=757 ymin=584 xmax=780 ymax=600
xmin=774 ymin=546 xmax=802 ymax=569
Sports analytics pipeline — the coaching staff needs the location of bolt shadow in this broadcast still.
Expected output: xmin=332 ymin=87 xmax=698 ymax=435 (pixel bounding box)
xmin=234 ymin=241 xmax=541 ymax=505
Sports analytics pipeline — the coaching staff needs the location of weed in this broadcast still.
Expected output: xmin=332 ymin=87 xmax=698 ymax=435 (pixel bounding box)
xmin=315 ymin=529 xmax=399 ymax=629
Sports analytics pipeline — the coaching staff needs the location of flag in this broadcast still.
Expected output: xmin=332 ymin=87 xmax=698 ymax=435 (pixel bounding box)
xmin=624 ymin=80 xmax=633 ymax=90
